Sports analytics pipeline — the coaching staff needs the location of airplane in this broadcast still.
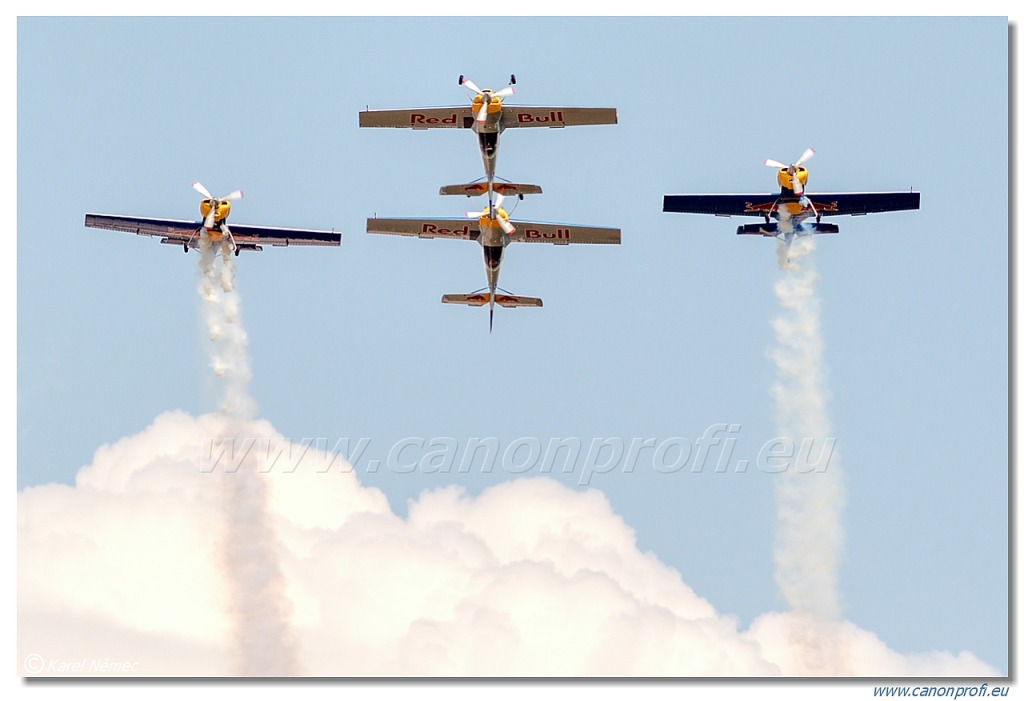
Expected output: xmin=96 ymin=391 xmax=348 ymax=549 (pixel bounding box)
xmin=662 ymin=148 xmax=920 ymax=248
xmin=84 ymin=181 xmax=341 ymax=255
xmin=366 ymin=193 xmax=620 ymax=332
xmin=358 ymin=75 xmax=617 ymax=200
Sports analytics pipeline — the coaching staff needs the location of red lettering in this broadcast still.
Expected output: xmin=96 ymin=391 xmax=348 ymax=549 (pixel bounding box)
xmin=422 ymin=224 xmax=467 ymax=236
xmin=524 ymin=228 xmax=571 ymax=240
xmin=516 ymin=111 xmax=565 ymax=124
xmin=410 ymin=113 xmax=458 ymax=125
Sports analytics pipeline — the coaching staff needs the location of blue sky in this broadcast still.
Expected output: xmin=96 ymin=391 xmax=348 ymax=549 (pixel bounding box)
xmin=16 ymin=16 xmax=1008 ymax=676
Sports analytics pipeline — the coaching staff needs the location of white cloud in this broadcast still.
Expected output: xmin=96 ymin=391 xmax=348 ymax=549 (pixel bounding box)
xmin=17 ymin=412 xmax=1000 ymax=677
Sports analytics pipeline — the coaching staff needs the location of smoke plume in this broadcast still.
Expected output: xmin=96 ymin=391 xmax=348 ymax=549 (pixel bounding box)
xmin=197 ymin=239 xmax=298 ymax=675
xmin=768 ymin=236 xmax=847 ymax=671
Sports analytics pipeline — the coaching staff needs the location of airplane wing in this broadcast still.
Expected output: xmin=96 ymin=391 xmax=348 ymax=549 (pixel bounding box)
xmin=509 ymin=221 xmax=621 ymax=245
xmin=803 ymin=192 xmax=922 ymax=216
xmin=501 ymin=107 xmax=618 ymax=128
xmin=366 ymin=217 xmax=480 ymax=240
xmin=662 ymin=191 xmax=921 ymax=217
xmin=358 ymin=107 xmax=475 ymax=129
xmin=662 ymin=194 xmax=777 ymax=216
xmin=224 ymin=223 xmax=341 ymax=247
xmin=84 ymin=214 xmax=341 ymax=249
xmin=85 ymin=213 xmax=200 ymax=243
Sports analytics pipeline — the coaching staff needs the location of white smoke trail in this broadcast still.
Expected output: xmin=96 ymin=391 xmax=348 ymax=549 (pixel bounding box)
xmin=198 ymin=241 xmax=254 ymax=420
xmin=197 ymin=237 xmax=299 ymax=676
xmin=769 ymin=236 xmax=846 ymax=670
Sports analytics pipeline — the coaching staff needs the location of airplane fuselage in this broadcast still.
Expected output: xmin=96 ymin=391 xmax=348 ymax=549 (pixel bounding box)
xmin=475 ymin=213 xmax=515 ymax=332
xmin=469 ymin=102 xmax=577 ymax=185
xmin=476 ymin=130 xmax=500 ymax=182
xmin=772 ymin=195 xmax=813 ymax=235
xmin=199 ymin=198 xmax=231 ymax=230
xmin=470 ymin=93 xmax=508 ymax=184
xmin=767 ymin=167 xmax=818 ymax=240
xmin=474 ymin=212 xmax=512 ymax=293
xmin=197 ymin=199 xmax=235 ymax=250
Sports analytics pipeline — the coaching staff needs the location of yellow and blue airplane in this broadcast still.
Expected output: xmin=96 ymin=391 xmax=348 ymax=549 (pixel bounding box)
xmin=663 ymin=148 xmax=920 ymax=246
xmin=85 ymin=182 xmax=341 ymax=255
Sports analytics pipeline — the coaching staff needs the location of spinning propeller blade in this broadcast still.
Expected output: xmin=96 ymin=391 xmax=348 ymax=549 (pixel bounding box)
xmin=460 ymin=74 xmax=516 ymax=123
xmin=192 ymin=181 xmax=213 ymax=199
xmin=466 ymin=195 xmax=515 ymax=234
xmin=193 ymin=181 xmax=242 ymax=230
xmin=459 ymin=76 xmax=482 ymax=94
xmin=764 ymin=148 xmax=815 ymax=195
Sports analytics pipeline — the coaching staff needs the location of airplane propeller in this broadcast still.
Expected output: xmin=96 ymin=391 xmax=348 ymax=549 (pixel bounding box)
xmin=764 ymin=147 xmax=815 ymax=195
xmin=192 ymin=181 xmax=243 ymax=230
xmin=459 ymin=74 xmax=516 ymax=124
xmin=467 ymin=194 xmax=516 ymax=234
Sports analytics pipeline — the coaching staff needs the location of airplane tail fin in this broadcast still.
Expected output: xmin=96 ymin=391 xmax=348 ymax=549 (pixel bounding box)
xmin=441 ymin=293 xmax=543 ymax=308
xmin=439 ymin=182 xmax=543 ymax=197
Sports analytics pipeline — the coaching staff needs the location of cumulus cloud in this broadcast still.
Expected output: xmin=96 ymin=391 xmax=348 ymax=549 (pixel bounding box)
xmin=17 ymin=412 xmax=999 ymax=677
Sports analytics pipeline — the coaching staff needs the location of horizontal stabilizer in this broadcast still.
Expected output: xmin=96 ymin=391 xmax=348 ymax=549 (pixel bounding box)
xmin=159 ymin=238 xmax=264 ymax=253
xmin=736 ymin=222 xmax=839 ymax=237
xmin=439 ymin=182 xmax=543 ymax=197
xmin=442 ymin=293 xmax=543 ymax=308
xmin=442 ymin=293 xmax=491 ymax=307
xmin=494 ymin=294 xmax=543 ymax=308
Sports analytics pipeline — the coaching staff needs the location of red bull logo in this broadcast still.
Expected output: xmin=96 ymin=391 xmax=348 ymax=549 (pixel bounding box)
xmin=745 ymin=199 xmax=839 ymax=215
xmin=410 ymin=113 xmax=459 ymax=125
xmin=516 ymin=111 xmax=565 ymax=125
xmin=422 ymin=224 xmax=469 ymax=236
xmin=524 ymin=228 xmax=571 ymax=241
xmin=810 ymin=200 xmax=840 ymax=212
